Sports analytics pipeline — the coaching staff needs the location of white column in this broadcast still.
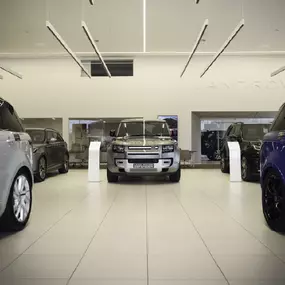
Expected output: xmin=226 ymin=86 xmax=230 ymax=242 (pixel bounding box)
xmin=190 ymin=112 xmax=201 ymax=163
xmin=62 ymin=117 xmax=70 ymax=150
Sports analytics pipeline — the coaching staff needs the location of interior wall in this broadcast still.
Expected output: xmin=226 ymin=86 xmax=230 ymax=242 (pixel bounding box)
xmin=1 ymin=55 xmax=285 ymax=150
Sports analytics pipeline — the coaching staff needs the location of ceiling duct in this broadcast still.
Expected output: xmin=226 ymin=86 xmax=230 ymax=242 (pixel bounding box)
xmin=46 ymin=21 xmax=91 ymax=78
xmin=180 ymin=19 xmax=209 ymax=77
xmin=200 ymin=19 xmax=245 ymax=78
xmin=0 ymin=66 xmax=22 ymax=79
xmin=82 ymin=21 xmax=112 ymax=78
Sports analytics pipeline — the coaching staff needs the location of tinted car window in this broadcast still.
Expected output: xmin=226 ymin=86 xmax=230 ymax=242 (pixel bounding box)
xmin=47 ymin=131 xmax=53 ymax=141
xmin=27 ymin=130 xmax=45 ymax=143
xmin=242 ymin=124 xmax=269 ymax=141
xmin=270 ymin=104 xmax=285 ymax=131
xmin=0 ymin=101 xmax=24 ymax=132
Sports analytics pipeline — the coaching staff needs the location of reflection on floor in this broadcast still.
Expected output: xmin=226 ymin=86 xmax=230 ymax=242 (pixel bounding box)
xmin=1 ymin=169 xmax=285 ymax=284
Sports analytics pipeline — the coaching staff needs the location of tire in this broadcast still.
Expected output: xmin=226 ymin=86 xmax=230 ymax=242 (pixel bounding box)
xmin=107 ymin=168 xmax=118 ymax=183
xmin=169 ymin=167 xmax=181 ymax=183
xmin=241 ymin=155 xmax=253 ymax=182
xmin=35 ymin=156 xmax=47 ymax=182
xmin=220 ymin=152 xmax=229 ymax=173
xmin=0 ymin=170 xmax=32 ymax=231
xmin=59 ymin=153 xmax=69 ymax=174
xmin=262 ymin=169 xmax=285 ymax=232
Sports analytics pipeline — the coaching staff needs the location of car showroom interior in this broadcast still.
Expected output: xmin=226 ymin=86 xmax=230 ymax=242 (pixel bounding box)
xmin=1 ymin=0 xmax=285 ymax=284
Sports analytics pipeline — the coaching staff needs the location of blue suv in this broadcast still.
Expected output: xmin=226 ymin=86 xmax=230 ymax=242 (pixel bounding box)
xmin=261 ymin=103 xmax=285 ymax=232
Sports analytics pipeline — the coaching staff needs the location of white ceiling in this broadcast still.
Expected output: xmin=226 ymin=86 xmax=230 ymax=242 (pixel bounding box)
xmin=0 ymin=0 xmax=285 ymax=55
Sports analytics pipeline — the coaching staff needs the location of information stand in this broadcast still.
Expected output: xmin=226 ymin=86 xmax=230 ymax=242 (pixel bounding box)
xmin=88 ymin=141 xmax=101 ymax=182
xmin=227 ymin=141 xmax=241 ymax=182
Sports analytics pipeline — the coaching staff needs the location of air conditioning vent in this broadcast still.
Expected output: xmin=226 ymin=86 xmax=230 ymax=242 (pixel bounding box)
xmin=90 ymin=60 xmax=133 ymax=77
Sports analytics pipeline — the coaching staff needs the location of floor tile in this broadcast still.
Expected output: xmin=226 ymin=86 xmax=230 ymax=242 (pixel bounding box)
xmin=215 ymin=254 xmax=285 ymax=280
xmin=149 ymin=280 xmax=228 ymax=285
xmin=0 ymin=278 xmax=68 ymax=285
xmin=72 ymin=254 xmax=147 ymax=279
xmin=148 ymin=254 xmax=224 ymax=280
xmin=69 ymin=279 xmax=147 ymax=285
xmin=0 ymin=254 xmax=81 ymax=279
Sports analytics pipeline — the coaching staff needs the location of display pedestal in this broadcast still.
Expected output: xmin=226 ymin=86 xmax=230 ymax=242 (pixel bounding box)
xmin=88 ymin=142 xmax=101 ymax=182
xmin=227 ymin=141 xmax=241 ymax=182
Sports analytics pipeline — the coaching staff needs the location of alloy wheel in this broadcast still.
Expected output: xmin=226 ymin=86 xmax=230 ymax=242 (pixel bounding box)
xmin=13 ymin=175 xmax=31 ymax=223
xmin=264 ymin=173 xmax=284 ymax=222
xmin=39 ymin=158 xmax=46 ymax=179
xmin=241 ymin=157 xmax=247 ymax=179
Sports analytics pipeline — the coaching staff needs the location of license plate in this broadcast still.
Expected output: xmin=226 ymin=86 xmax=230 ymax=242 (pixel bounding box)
xmin=133 ymin=163 xmax=154 ymax=169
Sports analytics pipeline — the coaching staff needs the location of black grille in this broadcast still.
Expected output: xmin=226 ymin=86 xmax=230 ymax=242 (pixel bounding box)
xmin=128 ymin=159 xmax=159 ymax=164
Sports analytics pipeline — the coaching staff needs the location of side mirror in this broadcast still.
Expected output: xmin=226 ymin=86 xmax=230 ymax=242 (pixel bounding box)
xmin=110 ymin=130 xmax=116 ymax=137
xmin=48 ymin=137 xmax=57 ymax=143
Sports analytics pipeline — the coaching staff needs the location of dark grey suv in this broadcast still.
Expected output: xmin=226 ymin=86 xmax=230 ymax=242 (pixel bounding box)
xmin=26 ymin=128 xmax=69 ymax=182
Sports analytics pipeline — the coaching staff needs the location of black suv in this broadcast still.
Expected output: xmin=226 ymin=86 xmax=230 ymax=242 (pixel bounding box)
xmin=26 ymin=128 xmax=69 ymax=182
xmin=220 ymin=122 xmax=270 ymax=181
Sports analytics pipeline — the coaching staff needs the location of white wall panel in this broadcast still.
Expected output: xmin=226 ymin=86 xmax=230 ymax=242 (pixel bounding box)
xmin=0 ymin=56 xmax=285 ymax=149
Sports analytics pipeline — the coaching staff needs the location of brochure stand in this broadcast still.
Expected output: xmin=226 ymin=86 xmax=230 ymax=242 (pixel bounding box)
xmin=227 ymin=141 xmax=241 ymax=182
xmin=88 ymin=141 xmax=101 ymax=182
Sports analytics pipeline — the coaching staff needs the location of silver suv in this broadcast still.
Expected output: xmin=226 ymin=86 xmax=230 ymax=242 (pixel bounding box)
xmin=107 ymin=119 xmax=181 ymax=182
xmin=0 ymin=98 xmax=33 ymax=231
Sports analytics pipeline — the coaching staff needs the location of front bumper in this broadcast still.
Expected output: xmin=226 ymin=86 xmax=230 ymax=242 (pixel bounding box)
xmin=108 ymin=150 xmax=180 ymax=176
xmin=247 ymin=153 xmax=260 ymax=175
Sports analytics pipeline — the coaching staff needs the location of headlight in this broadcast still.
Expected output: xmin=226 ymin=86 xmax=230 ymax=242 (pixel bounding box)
xmin=252 ymin=144 xmax=261 ymax=151
xmin=162 ymin=145 xmax=174 ymax=153
xmin=112 ymin=144 xmax=125 ymax=153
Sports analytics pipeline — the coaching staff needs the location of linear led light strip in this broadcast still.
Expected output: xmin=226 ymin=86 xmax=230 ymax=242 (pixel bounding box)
xmin=271 ymin=66 xmax=285 ymax=77
xmin=82 ymin=21 xmax=112 ymax=78
xmin=0 ymin=66 xmax=22 ymax=79
xmin=89 ymin=0 xmax=94 ymax=4
xmin=200 ymin=19 xmax=245 ymax=78
xmin=46 ymin=21 xmax=91 ymax=78
xmin=196 ymin=0 xmax=200 ymax=3
xmin=180 ymin=19 xmax=209 ymax=78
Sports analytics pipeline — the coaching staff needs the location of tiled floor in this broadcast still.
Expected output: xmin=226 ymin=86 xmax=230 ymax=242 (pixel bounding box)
xmin=1 ymin=169 xmax=285 ymax=284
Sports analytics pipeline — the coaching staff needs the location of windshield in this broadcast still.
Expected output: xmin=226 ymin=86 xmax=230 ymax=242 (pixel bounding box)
xmin=117 ymin=121 xmax=170 ymax=137
xmin=242 ymin=124 xmax=270 ymax=141
xmin=26 ymin=130 xmax=46 ymax=143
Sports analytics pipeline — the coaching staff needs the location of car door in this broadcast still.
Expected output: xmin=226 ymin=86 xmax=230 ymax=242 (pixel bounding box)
xmin=46 ymin=131 xmax=57 ymax=168
xmin=52 ymin=131 xmax=65 ymax=165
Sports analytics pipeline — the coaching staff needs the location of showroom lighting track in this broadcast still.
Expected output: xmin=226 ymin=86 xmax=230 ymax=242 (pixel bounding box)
xmin=46 ymin=21 xmax=91 ymax=78
xmin=271 ymin=66 xmax=285 ymax=77
xmin=200 ymin=19 xmax=245 ymax=78
xmin=82 ymin=21 xmax=112 ymax=78
xmin=180 ymin=19 xmax=209 ymax=78
xmin=0 ymin=65 xmax=22 ymax=79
